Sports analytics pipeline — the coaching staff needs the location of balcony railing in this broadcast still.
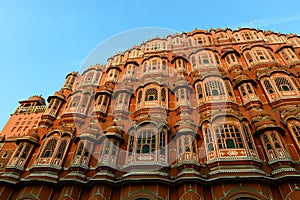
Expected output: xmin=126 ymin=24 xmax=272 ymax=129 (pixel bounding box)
xmin=14 ymin=105 xmax=46 ymax=114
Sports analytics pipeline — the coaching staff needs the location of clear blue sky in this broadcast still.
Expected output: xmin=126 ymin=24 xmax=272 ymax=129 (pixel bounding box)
xmin=1 ymin=0 xmax=300 ymax=130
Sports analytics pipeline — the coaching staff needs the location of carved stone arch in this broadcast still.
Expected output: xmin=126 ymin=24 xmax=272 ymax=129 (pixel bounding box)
xmin=220 ymin=47 xmax=241 ymax=58
xmin=124 ymin=61 xmax=139 ymax=68
xmin=275 ymin=44 xmax=294 ymax=53
xmin=210 ymin=113 xmax=246 ymax=125
xmin=179 ymin=190 xmax=203 ymax=200
xmin=136 ymin=120 xmax=161 ymax=131
xmin=42 ymin=130 xmax=62 ymax=140
xmin=170 ymin=55 xmax=189 ymax=64
xmin=124 ymin=189 xmax=164 ymax=200
xmin=241 ymin=43 xmax=273 ymax=53
xmin=232 ymin=73 xmax=257 ymax=89
xmin=220 ymin=186 xmax=270 ymax=200
xmin=192 ymin=47 xmax=218 ymax=55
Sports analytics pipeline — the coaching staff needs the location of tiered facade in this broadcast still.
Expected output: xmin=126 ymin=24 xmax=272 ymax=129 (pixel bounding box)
xmin=1 ymin=28 xmax=300 ymax=199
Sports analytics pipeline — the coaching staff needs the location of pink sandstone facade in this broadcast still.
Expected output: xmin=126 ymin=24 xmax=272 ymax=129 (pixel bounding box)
xmin=0 ymin=27 xmax=300 ymax=199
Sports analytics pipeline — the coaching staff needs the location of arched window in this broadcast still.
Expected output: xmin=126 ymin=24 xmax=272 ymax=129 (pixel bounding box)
xmin=215 ymin=124 xmax=244 ymax=149
xmin=136 ymin=131 xmax=156 ymax=154
xmin=205 ymin=80 xmax=225 ymax=96
xmin=243 ymin=125 xmax=254 ymax=150
xmin=177 ymin=135 xmax=197 ymax=161
xmin=21 ymin=145 xmax=31 ymax=159
xmin=95 ymin=94 xmax=110 ymax=112
xmin=196 ymin=83 xmax=203 ymax=99
xmin=263 ymin=79 xmax=275 ymax=94
xmin=79 ymin=95 xmax=89 ymax=113
xmin=161 ymin=88 xmax=166 ymax=102
xmin=225 ymin=53 xmax=239 ymax=66
xmin=145 ymin=88 xmax=158 ymax=101
xmin=84 ymin=71 xmax=94 ymax=83
xmin=137 ymin=90 xmax=143 ymax=104
xmin=291 ymin=123 xmax=300 ymax=142
xmin=42 ymin=138 xmax=57 ymax=158
xmin=291 ymin=77 xmax=300 ymax=92
xmin=128 ymin=134 xmax=135 ymax=156
xmin=14 ymin=144 xmax=24 ymax=158
xmin=225 ymin=81 xmax=234 ymax=97
xmin=274 ymin=77 xmax=294 ymax=91
xmin=70 ymin=96 xmax=81 ymax=110
xmin=159 ymin=131 xmax=166 ymax=154
xmin=55 ymin=140 xmax=67 ymax=159
xmin=174 ymin=59 xmax=186 ymax=70
xmin=263 ymin=134 xmax=273 ymax=150
xmin=76 ymin=142 xmax=84 ymax=156
xmin=206 ymin=128 xmax=214 ymax=152
xmin=184 ymin=137 xmax=191 ymax=152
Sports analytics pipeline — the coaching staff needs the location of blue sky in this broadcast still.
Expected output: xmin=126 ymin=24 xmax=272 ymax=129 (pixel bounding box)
xmin=1 ymin=0 xmax=300 ymax=130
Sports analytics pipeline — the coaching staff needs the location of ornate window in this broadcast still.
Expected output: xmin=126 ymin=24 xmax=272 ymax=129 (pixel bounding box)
xmin=287 ymin=121 xmax=300 ymax=148
xmin=124 ymin=63 xmax=136 ymax=78
xmin=216 ymin=32 xmax=229 ymax=41
xmin=42 ymin=138 xmax=57 ymax=158
xmin=172 ymin=37 xmax=183 ymax=46
xmin=83 ymin=71 xmax=94 ymax=84
xmin=106 ymin=68 xmax=119 ymax=83
xmin=175 ymin=88 xmax=190 ymax=106
xmin=263 ymin=79 xmax=275 ymax=94
xmin=190 ymin=51 xmax=220 ymax=70
xmin=238 ymin=82 xmax=259 ymax=104
xmin=55 ymin=140 xmax=67 ymax=159
xmin=288 ymin=36 xmax=300 ymax=46
xmin=292 ymin=124 xmax=300 ymax=140
xmin=136 ymin=85 xmax=168 ymax=109
xmin=262 ymin=73 xmax=299 ymax=102
xmin=99 ymin=139 xmax=119 ymax=166
xmin=159 ymin=131 xmax=166 ymax=154
xmin=225 ymin=80 xmax=234 ymax=97
xmin=142 ymin=58 xmax=168 ymax=75
xmin=67 ymin=95 xmax=81 ymax=112
xmin=95 ymin=94 xmax=110 ymax=113
xmin=115 ymin=92 xmax=130 ymax=111
xmin=161 ymin=88 xmax=167 ymax=102
xmin=145 ymin=88 xmax=158 ymax=101
xmin=136 ymin=131 xmax=156 ymax=154
xmin=205 ymin=128 xmax=214 ymax=152
xmin=205 ymin=80 xmax=225 ymax=96
xmin=137 ymin=90 xmax=143 ymax=104
xmin=174 ymin=59 xmax=186 ymax=70
xmin=242 ymin=125 xmax=254 ymax=149
xmin=129 ymin=49 xmax=140 ymax=58
xmin=204 ymin=118 xmax=258 ymax=161
xmin=177 ymin=134 xmax=197 ymax=161
xmin=37 ymin=136 xmax=70 ymax=167
xmin=64 ymin=73 xmax=77 ymax=89
xmin=260 ymin=131 xmax=289 ymax=161
xmin=126 ymin=125 xmax=168 ymax=164
xmin=279 ymin=48 xmax=298 ymax=64
xmin=145 ymin=40 xmax=167 ymax=52
xmin=196 ymin=83 xmax=203 ymax=99
xmin=7 ymin=143 xmax=33 ymax=169
xmin=291 ymin=77 xmax=300 ymax=91
xmin=225 ymin=53 xmax=239 ymax=67
xmin=244 ymin=47 xmax=275 ymax=67
xmin=45 ymin=98 xmax=61 ymax=116
xmin=78 ymin=95 xmax=89 ymax=113
xmin=215 ymin=124 xmax=244 ymax=149
xmin=274 ymin=77 xmax=294 ymax=91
